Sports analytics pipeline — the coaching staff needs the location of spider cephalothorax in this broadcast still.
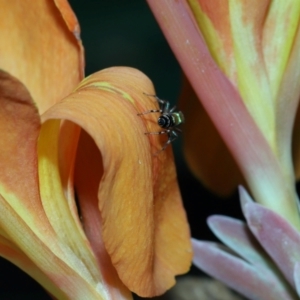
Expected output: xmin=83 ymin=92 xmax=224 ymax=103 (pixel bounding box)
xmin=138 ymin=94 xmax=184 ymax=153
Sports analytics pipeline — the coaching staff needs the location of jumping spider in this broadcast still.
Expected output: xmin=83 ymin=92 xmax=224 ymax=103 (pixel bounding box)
xmin=137 ymin=93 xmax=184 ymax=153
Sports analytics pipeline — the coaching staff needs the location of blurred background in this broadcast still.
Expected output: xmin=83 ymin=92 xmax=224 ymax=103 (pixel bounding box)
xmin=0 ymin=0 xmax=244 ymax=299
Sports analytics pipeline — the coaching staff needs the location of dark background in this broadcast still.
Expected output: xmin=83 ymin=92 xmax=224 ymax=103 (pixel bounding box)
xmin=0 ymin=1 xmax=243 ymax=298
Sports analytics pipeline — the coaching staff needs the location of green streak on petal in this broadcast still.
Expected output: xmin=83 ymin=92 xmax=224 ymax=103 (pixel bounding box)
xmin=77 ymin=79 xmax=134 ymax=103
xmin=91 ymin=83 xmax=134 ymax=103
xmin=263 ymin=0 xmax=300 ymax=99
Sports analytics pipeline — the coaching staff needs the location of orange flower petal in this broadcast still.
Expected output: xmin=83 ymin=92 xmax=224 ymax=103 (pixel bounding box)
xmin=42 ymin=67 xmax=192 ymax=297
xmin=0 ymin=193 xmax=104 ymax=299
xmin=0 ymin=0 xmax=84 ymax=114
xmin=38 ymin=120 xmax=102 ymax=284
xmin=75 ymin=130 xmax=132 ymax=299
xmin=0 ymin=69 xmax=48 ymax=232
xmin=0 ymin=70 xmax=103 ymax=299
xmin=180 ymin=79 xmax=245 ymax=196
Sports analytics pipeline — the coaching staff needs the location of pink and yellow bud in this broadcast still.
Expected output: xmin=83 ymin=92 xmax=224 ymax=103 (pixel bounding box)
xmin=147 ymin=0 xmax=300 ymax=229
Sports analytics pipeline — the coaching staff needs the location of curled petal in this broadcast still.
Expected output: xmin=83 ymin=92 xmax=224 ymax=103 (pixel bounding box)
xmin=74 ymin=130 xmax=131 ymax=299
xmin=42 ymin=67 xmax=192 ymax=297
xmin=0 ymin=0 xmax=84 ymax=114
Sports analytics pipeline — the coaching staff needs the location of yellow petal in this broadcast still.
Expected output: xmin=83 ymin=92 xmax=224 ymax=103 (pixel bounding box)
xmin=188 ymin=0 xmax=274 ymax=150
xmin=263 ymin=0 xmax=300 ymax=98
xmin=42 ymin=67 xmax=192 ymax=297
xmin=188 ymin=0 xmax=236 ymax=82
xmin=38 ymin=120 xmax=103 ymax=288
xmin=0 ymin=0 xmax=84 ymax=114
xmin=188 ymin=0 xmax=300 ymax=155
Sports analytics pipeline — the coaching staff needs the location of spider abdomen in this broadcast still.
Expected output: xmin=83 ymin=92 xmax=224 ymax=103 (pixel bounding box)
xmin=158 ymin=114 xmax=175 ymax=128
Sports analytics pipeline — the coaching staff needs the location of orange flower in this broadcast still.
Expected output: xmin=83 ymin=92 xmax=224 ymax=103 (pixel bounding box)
xmin=0 ymin=1 xmax=192 ymax=298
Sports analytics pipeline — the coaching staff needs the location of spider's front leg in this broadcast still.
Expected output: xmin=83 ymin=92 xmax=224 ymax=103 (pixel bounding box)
xmin=137 ymin=109 xmax=162 ymax=116
xmin=144 ymin=129 xmax=171 ymax=136
xmin=143 ymin=93 xmax=171 ymax=113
